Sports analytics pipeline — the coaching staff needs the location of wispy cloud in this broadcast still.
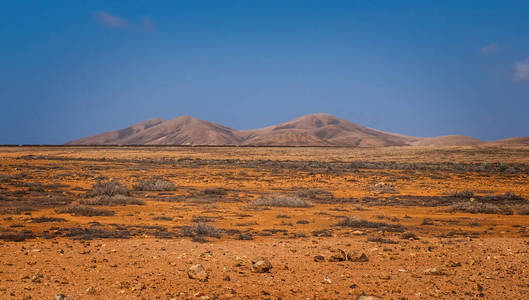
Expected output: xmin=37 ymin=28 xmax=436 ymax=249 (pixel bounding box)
xmin=514 ymin=59 xmax=529 ymax=81
xmin=94 ymin=11 xmax=157 ymax=32
xmin=141 ymin=17 xmax=158 ymax=32
xmin=481 ymin=43 xmax=499 ymax=54
xmin=94 ymin=11 xmax=131 ymax=29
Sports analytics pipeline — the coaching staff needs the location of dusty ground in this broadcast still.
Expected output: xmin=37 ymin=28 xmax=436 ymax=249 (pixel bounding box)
xmin=0 ymin=146 xmax=528 ymax=299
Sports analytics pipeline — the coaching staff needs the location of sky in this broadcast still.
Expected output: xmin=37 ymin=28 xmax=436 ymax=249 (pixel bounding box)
xmin=1 ymin=1 xmax=528 ymax=144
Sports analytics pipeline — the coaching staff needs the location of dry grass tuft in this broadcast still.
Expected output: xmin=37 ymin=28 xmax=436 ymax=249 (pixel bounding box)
xmin=133 ymin=177 xmax=176 ymax=191
xmin=251 ymin=195 xmax=312 ymax=208
xmin=56 ymin=205 xmax=115 ymax=217
xmin=449 ymin=201 xmax=513 ymax=215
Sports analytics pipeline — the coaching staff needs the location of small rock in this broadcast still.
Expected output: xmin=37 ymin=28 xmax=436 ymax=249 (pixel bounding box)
xmin=55 ymin=294 xmax=70 ymax=300
xmin=314 ymin=255 xmax=325 ymax=262
xmin=357 ymin=296 xmax=380 ymax=300
xmin=188 ymin=264 xmax=208 ymax=281
xmin=348 ymin=251 xmax=368 ymax=262
xmin=86 ymin=286 xmax=97 ymax=295
xmin=328 ymin=248 xmax=347 ymax=262
xmin=423 ymin=267 xmax=446 ymax=275
xmin=323 ymin=276 xmax=332 ymax=284
xmin=251 ymin=257 xmax=272 ymax=273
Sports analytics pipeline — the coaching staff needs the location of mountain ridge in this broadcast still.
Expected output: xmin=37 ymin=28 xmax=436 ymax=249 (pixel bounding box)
xmin=67 ymin=113 xmax=525 ymax=147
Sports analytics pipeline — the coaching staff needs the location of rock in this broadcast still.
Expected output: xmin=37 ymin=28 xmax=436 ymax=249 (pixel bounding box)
xmin=55 ymin=294 xmax=70 ymax=300
xmin=314 ymin=255 xmax=325 ymax=262
xmin=251 ymin=257 xmax=272 ymax=273
xmin=233 ymin=256 xmax=246 ymax=267
xmin=347 ymin=251 xmax=368 ymax=262
xmin=357 ymin=296 xmax=380 ymax=300
xmin=323 ymin=276 xmax=332 ymax=284
xmin=423 ymin=267 xmax=446 ymax=275
xmin=188 ymin=264 xmax=208 ymax=281
xmin=446 ymin=261 xmax=461 ymax=267
xmin=86 ymin=286 xmax=97 ymax=295
xmin=328 ymin=248 xmax=347 ymax=262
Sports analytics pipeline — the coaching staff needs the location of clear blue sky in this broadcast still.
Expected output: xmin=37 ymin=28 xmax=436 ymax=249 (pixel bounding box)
xmin=1 ymin=1 xmax=528 ymax=144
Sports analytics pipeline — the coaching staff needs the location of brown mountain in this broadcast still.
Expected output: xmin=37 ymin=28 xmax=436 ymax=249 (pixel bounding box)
xmin=67 ymin=116 xmax=242 ymax=146
xmin=67 ymin=113 xmax=501 ymax=147
xmin=481 ymin=137 xmax=529 ymax=147
xmin=241 ymin=113 xmax=419 ymax=146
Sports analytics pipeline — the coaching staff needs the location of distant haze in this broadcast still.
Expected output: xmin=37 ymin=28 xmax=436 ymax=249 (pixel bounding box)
xmin=1 ymin=1 xmax=529 ymax=144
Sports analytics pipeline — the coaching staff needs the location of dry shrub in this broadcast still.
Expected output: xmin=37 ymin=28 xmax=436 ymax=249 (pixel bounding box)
xmin=251 ymin=195 xmax=312 ymax=208
xmin=80 ymin=195 xmax=144 ymax=206
xmin=336 ymin=216 xmax=406 ymax=232
xmin=86 ymin=180 xmax=130 ymax=197
xmin=133 ymin=178 xmax=176 ymax=191
xmin=29 ymin=217 xmax=66 ymax=223
xmin=295 ymin=188 xmax=333 ymax=201
xmin=182 ymin=222 xmax=221 ymax=238
xmin=515 ymin=204 xmax=529 ymax=215
xmin=450 ymin=190 xmax=474 ymax=198
xmin=449 ymin=201 xmax=513 ymax=215
xmin=202 ymin=188 xmax=227 ymax=196
xmin=0 ymin=206 xmax=35 ymax=215
xmin=0 ymin=230 xmax=34 ymax=242
xmin=56 ymin=205 xmax=115 ymax=217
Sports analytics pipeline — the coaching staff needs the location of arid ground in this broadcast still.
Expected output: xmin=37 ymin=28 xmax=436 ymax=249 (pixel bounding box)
xmin=1 ymin=146 xmax=529 ymax=299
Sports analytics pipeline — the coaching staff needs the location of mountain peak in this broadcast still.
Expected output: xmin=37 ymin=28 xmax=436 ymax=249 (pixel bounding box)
xmin=67 ymin=113 xmax=496 ymax=147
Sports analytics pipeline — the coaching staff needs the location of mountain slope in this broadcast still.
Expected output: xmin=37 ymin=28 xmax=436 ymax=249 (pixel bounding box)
xmin=67 ymin=113 xmax=501 ymax=147
xmin=241 ymin=113 xmax=419 ymax=146
xmin=68 ymin=116 xmax=243 ymax=145
xmin=482 ymin=137 xmax=529 ymax=147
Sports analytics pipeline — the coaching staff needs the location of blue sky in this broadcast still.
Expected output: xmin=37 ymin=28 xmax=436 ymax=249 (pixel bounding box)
xmin=1 ymin=1 xmax=528 ymax=144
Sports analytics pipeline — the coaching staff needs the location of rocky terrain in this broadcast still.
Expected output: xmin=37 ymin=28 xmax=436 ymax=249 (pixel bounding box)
xmin=1 ymin=146 xmax=529 ymax=299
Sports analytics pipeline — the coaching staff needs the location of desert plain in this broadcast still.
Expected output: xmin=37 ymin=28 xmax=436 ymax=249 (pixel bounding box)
xmin=0 ymin=146 xmax=528 ymax=299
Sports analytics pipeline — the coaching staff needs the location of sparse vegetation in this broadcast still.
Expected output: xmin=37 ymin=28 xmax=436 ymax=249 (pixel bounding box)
xmin=0 ymin=230 xmax=34 ymax=242
xmin=80 ymin=195 xmax=144 ymax=206
xmin=29 ymin=217 xmax=67 ymax=223
xmin=86 ymin=180 xmax=130 ymax=197
xmin=251 ymin=195 xmax=312 ymax=208
xmin=133 ymin=177 xmax=176 ymax=191
xmin=56 ymin=205 xmax=115 ymax=217
xmin=336 ymin=216 xmax=406 ymax=232
xmin=449 ymin=201 xmax=513 ymax=215
xmin=182 ymin=222 xmax=221 ymax=239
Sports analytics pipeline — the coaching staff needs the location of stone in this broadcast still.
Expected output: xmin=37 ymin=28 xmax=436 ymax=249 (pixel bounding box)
xmin=328 ymin=248 xmax=347 ymax=262
xmin=348 ymin=251 xmax=369 ymax=262
xmin=188 ymin=264 xmax=208 ymax=281
xmin=251 ymin=257 xmax=272 ymax=273
xmin=314 ymin=255 xmax=325 ymax=262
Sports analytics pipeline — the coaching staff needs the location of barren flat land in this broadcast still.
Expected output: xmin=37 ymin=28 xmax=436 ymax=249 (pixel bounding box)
xmin=1 ymin=146 xmax=529 ymax=299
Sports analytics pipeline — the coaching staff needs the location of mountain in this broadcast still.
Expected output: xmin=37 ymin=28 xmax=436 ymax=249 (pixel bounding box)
xmin=67 ymin=113 xmax=516 ymax=147
xmin=481 ymin=137 xmax=529 ymax=147
xmin=67 ymin=116 xmax=242 ymax=145
xmin=241 ymin=113 xmax=419 ymax=147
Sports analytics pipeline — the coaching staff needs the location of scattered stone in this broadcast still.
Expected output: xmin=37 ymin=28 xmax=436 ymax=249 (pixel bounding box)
xmin=314 ymin=255 xmax=325 ymax=262
xmin=188 ymin=264 xmax=208 ymax=281
xmin=55 ymin=294 xmax=70 ymax=300
xmin=223 ymin=275 xmax=231 ymax=281
xmin=328 ymin=248 xmax=347 ymax=262
xmin=347 ymin=251 xmax=369 ymax=262
xmin=423 ymin=267 xmax=446 ymax=275
xmin=251 ymin=257 xmax=272 ymax=273
xmin=323 ymin=276 xmax=332 ymax=284
xmin=86 ymin=286 xmax=97 ymax=295
xmin=357 ymin=295 xmax=380 ymax=300
xmin=446 ymin=261 xmax=462 ymax=267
